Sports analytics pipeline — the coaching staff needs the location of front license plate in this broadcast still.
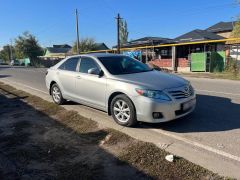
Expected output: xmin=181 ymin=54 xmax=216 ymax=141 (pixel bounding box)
xmin=182 ymin=99 xmax=195 ymax=111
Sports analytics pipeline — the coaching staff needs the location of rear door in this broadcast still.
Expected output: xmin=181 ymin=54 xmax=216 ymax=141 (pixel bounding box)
xmin=57 ymin=57 xmax=80 ymax=98
xmin=75 ymin=56 xmax=107 ymax=109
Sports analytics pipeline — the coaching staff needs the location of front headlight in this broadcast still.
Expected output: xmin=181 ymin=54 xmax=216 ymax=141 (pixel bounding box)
xmin=136 ymin=89 xmax=171 ymax=101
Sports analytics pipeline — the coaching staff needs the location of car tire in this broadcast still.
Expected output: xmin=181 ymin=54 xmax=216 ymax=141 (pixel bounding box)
xmin=51 ymin=83 xmax=65 ymax=105
xmin=110 ymin=94 xmax=137 ymax=127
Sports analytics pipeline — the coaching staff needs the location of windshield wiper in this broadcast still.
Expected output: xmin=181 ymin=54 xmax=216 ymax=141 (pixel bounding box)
xmin=139 ymin=69 xmax=153 ymax=73
xmin=115 ymin=69 xmax=153 ymax=75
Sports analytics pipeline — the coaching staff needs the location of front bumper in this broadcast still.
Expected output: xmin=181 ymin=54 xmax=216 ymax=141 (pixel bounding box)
xmin=133 ymin=95 xmax=196 ymax=123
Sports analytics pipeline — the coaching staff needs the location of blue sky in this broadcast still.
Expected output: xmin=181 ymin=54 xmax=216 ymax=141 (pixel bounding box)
xmin=0 ymin=0 xmax=239 ymax=48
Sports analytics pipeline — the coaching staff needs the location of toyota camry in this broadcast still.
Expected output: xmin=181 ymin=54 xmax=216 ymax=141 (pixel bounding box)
xmin=45 ymin=53 xmax=196 ymax=127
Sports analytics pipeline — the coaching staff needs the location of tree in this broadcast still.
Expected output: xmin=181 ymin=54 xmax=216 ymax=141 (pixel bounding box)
xmin=0 ymin=45 xmax=15 ymax=62
xmin=72 ymin=38 xmax=97 ymax=53
xmin=230 ymin=20 xmax=240 ymax=37
xmin=225 ymin=15 xmax=240 ymax=74
xmin=14 ymin=32 xmax=43 ymax=66
xmin=119 ymin=19 xmax=129 ymax=46
xmin=229 ymin=0 xmax=240 ymax=41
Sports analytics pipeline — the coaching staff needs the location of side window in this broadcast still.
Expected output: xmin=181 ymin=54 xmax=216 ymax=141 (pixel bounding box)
xmin=58 ymin=63 xmax=65 ymax=70
xmin=79 ymin=57 xmax=99 ymax=74
xmin=58 ymin=58 xmax=79 ymax=71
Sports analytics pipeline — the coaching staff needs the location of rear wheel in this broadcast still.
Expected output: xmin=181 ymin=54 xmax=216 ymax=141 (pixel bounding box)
xmin=111 ymin=94 xmax=137 ymax=127
xmin=51 ymin=83 xmax=65 ymax=105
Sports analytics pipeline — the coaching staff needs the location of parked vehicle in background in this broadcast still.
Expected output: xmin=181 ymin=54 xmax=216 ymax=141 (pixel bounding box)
xmin=0 ymin=59 xmax=3 ymax=64
xmin=45 ymin=54 xmax=196 ymax=127
xmin=10 ymin=60 xmax=20 ymax=66
xmin=0 ymin=60 xmax=9 ymax=65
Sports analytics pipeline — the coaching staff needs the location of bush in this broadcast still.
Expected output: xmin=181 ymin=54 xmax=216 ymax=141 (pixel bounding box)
xmin=225 ymin=58 xmax=240 ymax=77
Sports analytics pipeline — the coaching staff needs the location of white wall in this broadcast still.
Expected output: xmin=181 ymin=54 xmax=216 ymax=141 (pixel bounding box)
xmin=230 ymin=45 xmax=240 ymax=60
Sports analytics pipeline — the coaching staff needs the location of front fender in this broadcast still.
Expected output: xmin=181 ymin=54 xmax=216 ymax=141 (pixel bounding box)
xmin=106 ymin=79 xmax=140 ymax=114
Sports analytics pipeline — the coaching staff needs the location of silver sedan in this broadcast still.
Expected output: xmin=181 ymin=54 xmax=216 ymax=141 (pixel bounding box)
xmin=45 ymin=53 xmax=196 ymax=127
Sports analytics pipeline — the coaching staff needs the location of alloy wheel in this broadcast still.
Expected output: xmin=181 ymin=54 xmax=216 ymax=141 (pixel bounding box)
xmin=113 ymin=100 xmax=131 ymax=123
xmin=52 ymin=86 xmax=61 ymax=103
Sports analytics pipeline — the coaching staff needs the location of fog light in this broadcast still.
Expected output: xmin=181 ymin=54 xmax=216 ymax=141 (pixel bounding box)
xmin=152 ymin=112 xmax=163 ymax=119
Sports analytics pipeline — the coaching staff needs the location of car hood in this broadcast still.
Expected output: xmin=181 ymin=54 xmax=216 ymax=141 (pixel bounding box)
xmin=111 ymin=70 xmax=188 ymax=90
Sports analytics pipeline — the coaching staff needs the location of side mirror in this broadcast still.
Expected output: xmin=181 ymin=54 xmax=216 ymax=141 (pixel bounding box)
xmin=88 ymin=68 xmax=104 ymax=77
xmin=99 ymin=70 xmax=104 ymax=77
xmin=88 ymin=67 xmax=100 ymax=75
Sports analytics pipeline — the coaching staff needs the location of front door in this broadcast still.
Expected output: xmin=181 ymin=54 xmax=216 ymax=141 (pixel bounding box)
xmin=75 ymin=56 xmax=107 ymax=109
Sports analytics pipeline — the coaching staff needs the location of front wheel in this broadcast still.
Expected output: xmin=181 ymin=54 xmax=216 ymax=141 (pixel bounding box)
xmin=51 ymin=83 xmax=65 ymax=105
xmin=110 ymin=94 xmax=137 ymax=127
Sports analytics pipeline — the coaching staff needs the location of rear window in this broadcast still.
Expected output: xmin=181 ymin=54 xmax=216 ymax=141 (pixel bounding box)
xmin=59 ymin=57 xmax=79 ymax=71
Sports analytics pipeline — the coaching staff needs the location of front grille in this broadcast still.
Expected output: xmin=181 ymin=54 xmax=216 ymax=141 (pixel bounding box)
xmin=168 ymin=85 xmax=194 ymax=100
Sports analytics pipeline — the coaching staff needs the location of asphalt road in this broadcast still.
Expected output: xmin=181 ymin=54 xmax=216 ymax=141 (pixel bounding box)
xmin=1 ymin=65 xmax=240 ymax=177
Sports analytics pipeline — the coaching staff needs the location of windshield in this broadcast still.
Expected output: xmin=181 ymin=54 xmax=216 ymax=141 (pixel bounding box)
xmin=98 ymin=56 xmax=152 ymax=75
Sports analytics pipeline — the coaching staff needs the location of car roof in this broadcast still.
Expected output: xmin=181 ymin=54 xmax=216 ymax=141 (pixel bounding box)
xmin=69 ymin=53 xmax=124 ymax=59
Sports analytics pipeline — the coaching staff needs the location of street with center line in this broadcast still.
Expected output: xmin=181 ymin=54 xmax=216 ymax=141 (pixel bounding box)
xmin=1 ymin=66 xmax=240 ymax=178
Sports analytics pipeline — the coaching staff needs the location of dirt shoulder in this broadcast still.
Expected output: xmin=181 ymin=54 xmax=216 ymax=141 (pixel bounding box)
xmin=0 ymin=82 xmax=225 ymax=179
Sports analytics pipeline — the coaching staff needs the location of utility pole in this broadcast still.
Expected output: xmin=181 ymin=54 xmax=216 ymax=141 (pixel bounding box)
xmin=231 ymin=17 xmax=235 ymax=29
xmin=10 ymin=39 xmax=13 ymax=60
xmin=75 ymin=9 xmax=80 ymax=54
xmin=115 ymin=13 xmax=122 ymax=54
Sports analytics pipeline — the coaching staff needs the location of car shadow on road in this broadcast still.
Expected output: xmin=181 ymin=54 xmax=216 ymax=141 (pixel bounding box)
xmin=141 ymin=94 xmax=240 ymax=133
xmin=0 ymin=66 xmax=12 ymax=70
xmin=64 ymin=100 xmax=79 ymax=105
xmin=0 ymin=75 xmax=11 ymax=78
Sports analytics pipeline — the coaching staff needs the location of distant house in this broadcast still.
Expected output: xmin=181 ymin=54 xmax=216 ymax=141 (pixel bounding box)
xmin=174 ymin=29 xmax=224 ymax=43
xmin=43 ymin=44 xmax=72 ymax=59
xmin=72 ymin=42 xmax=110 ymax=54
xmin=174 ymin=29 xmax=225 ymax=61
xmin=42 ymin=43 xmax=110 ymax=59
xmin=148 ymin=29 xmax=227 ymax=72
xmin=169 ymin=29 xmax=226 ymax=72
xmin=206 ymin=21 xmax=240 ymax=60
xmin=114 ymin=22 xmax=238 ymax=72
xmin=206 ymin=21 xmax=235 ymax=38
xmin=115 ymin=37 xmax=173 ymax=48
xmin=52 ymin=44 xmax=72 ymax=49
xmin=113 ymin=37 xmax=173 ymax=63
xmin=94 ymin=43 xmax=109 ymax=51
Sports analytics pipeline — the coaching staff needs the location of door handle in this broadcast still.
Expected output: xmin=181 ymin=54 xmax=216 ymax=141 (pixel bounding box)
xmin=76 ymin=75 xmax=81 ymax=79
